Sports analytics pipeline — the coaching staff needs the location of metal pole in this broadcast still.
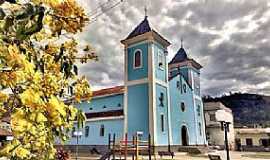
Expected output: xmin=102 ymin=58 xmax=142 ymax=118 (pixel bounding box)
xmin=224 ymin=123 xmax=230 ymax=160
xmin=148 ymin=134 xmax=151 ymax=160
xmin=113 ymin=134 xmax=116 ymax=160
xmin=108 ymin=133 xmax=111 ymax=160
xmin=76 ymin=135 xmax=78 ymax=160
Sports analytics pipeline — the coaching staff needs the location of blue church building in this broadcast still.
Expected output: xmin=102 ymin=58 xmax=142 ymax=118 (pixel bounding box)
xmin=65 ymin=16 xmax=207 ymax=150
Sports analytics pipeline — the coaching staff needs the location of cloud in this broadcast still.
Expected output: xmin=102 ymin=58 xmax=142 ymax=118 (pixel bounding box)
xmin=76 ymin=0 xmax=270 ymax=96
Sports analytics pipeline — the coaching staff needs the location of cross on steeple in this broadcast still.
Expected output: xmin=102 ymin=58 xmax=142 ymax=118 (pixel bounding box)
xmin=181 ymin=37 xmax=184 ymax=48
xmin=144 ymin=5 xmax=148 ymax=17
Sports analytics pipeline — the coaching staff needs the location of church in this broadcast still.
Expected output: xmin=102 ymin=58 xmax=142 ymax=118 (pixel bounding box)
xmin=65 ymin=16 xmax=207 ymax=150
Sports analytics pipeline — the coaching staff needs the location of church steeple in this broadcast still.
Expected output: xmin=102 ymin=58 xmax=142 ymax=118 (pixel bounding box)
xmin=125 ymin=16 xmax=151 ymax=40
xmin=169 ymin=47 xmax=188 ymax=65
xmin=121 ymin=17 xmax=170 ymax=48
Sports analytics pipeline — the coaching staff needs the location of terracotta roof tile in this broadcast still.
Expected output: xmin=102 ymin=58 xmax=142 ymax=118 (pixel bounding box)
xmin=92 ymin=86 xmax=124 ymax=97
xmin=0 ymin=128 xmax=12 ymax=136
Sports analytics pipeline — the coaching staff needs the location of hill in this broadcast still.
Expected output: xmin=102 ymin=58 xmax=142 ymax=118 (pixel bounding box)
xmin=203 ymin=93 xmax=270 ymax=127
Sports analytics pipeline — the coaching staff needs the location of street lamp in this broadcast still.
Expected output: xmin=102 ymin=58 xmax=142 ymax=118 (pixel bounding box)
xmin=74 ymin=130 xmax=83 ymax=160
xmin=219 ymin=121 xmax=231 ymax=160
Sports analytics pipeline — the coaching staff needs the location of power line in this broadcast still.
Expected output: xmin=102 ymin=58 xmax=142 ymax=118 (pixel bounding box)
xmin=87 ymin=0 xmax=124 ymax=25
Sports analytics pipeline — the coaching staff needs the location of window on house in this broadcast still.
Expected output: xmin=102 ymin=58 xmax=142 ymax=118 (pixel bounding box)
xmin=183 ymin=84 xmax=187 ymax=93
xmin=100 ymin=125 xmax=105 ymax=137
xmin=199 ymin=122 xmax=202 ymax=135
xmin=261 ymin=139 xmax=270 ymax=147
xmin=246 ymin=138 xmax=253 ymax=146
xmin=159 ymin=92 xmax=164 ymax=107
xmin=118 ymin=103 xmax=121 ymax=107
xmin=158 ymin=51 xmax=165 ymax=69
xmin=176 ymin=81 xmax=180 ymax=89
xmin=134 ymin=50 xmax=142 ymax=68
xmin=210 ymin=114 xmax=216 ymax=121
xmin=85 ymin=126 xmax=89 ymax=137
xmin=197 ymin=105 xmax=201 ymax=116
xmin=181 ymin=102 xmax=185 ymax=112
xmin=161 ymin=114 xmax=165 ymax=132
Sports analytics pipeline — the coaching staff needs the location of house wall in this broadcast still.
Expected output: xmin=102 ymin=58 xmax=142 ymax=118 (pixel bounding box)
xmin=204 ymin=103 xmax=235 ymax=149
xmin=236 ymin=132 xmax=270 ymax=146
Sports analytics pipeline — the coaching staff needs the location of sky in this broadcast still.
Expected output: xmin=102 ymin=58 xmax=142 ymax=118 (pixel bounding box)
xmin=76 ymin=0 xmax=270 ymax=96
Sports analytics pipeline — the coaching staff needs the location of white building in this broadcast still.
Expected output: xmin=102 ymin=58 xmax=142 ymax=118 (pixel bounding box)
xmin=204 ymin=102 xmax=235 ymax=150
xmin=235 ymin=128 xmax=270 ymax=151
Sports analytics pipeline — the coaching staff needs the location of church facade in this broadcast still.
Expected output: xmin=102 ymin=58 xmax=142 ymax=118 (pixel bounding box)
xmin=65 ymin=17 xmax=207 ymax=149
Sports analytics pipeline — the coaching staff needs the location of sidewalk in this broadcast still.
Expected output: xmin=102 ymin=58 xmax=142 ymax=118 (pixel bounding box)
xmin=70 ymin=151 xmax=270 ymax=160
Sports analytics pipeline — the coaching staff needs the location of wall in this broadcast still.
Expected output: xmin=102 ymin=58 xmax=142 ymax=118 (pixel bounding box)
xmin=154 ymin=43 xmax=166 ymax=82
xmin=194 ymin=97 xmax=206 ymax=144
xmin=127 ymin=43 xmax=148 ymax=81
xmin=236 ymin=133 xmax=270 ymax=146
xmin=169 ymin=74 xmax=198 ymax=145
xmin=66 ymin=118 xmax=124 ymax=145
xmin=63 ymin=93 xmax=125 ymax=146
xmin=155 ymin=83 xmax=169 ymax=145
xmin=204 ymin=105 xmax=235 ymax=148
xmin=75 ymin=94 xmax=124 ymax=113
xmin=127 ymin=83 xmax=149 ymax=140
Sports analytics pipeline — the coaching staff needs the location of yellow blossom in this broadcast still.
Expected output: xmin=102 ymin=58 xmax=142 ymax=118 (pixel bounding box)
xmin=0 ymin=92 xmax=8 ymax=102
xmin=20 ymin=88 xmax=44 ymax=109
xmin=15 ymin=147 xmax=30 ymax=159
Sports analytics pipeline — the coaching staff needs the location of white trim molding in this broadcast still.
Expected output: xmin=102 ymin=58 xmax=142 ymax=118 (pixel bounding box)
xmin=85 ymin=116 xmax=124 ymax=122
xmin=133 ymin=49 xmax=143 ymax=69
xmin=124 ymin=46 xmax=128 ymax=136
xmin=126 ymin=78 xmax=148 ymax=86
xmin=157 ymin=49 xmax=165 ymax=70
xmin=155 ymin=79 xmax=168 ymax=88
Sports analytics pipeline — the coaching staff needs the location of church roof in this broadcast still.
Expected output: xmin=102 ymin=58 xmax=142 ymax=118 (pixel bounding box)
xmin=92 ymin=86 xmax=124 ymax=97
xmin=169 ymin=47 xmax=188 ymax=64
xmin=169 ymin=46 xmax=203 ymax=69
xmin=121 ymin=17 xmax=170 ymax=47
xmin=126 ymin=16 xmax=152 ymax=40
xmin=65 ymin=86 xmax=124 ymax=104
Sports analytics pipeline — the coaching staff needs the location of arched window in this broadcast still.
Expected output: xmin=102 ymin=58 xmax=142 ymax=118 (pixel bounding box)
xmin=134 ymin=50 xmax=142 ymax=68
xmin=85 ymin=126 xmax=89 ymax=137
xmin=180 ymin=102 xmax=185 ymax=112
xmin=199 ymin=123 xmax=202 ymax=135
xmin=161 ymin=114 xmax=165 ymax=132
xmin=183 ymin=84 xmax=187 ymax=93
xmin=197 ymin=105 xmax=201 ymax=116
xmin=159 ymin=92 xmax=164 ymax=107
xmin=100 ymin=125 xmax=105 ymax=137
xmin=158 ymin=50 xmax=165 ymax=69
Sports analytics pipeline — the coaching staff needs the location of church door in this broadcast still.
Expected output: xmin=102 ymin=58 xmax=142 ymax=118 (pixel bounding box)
xmin=181 ymin=126 xmax=189 ymax=146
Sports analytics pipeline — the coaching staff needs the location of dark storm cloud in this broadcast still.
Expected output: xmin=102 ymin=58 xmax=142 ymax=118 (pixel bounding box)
xmin=77 ymin=0 xmax=270 ymax=96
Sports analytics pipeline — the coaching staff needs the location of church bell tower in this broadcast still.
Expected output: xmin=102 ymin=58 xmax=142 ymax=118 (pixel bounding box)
xmin=121 ymin=16 xmax=172 ymax=146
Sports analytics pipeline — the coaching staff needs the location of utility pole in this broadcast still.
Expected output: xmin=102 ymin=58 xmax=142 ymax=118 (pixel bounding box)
xmin=219 ymin=121 xmax=231 ymax=160
xmin=74 ymin=130 xmax=82 ymax=160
